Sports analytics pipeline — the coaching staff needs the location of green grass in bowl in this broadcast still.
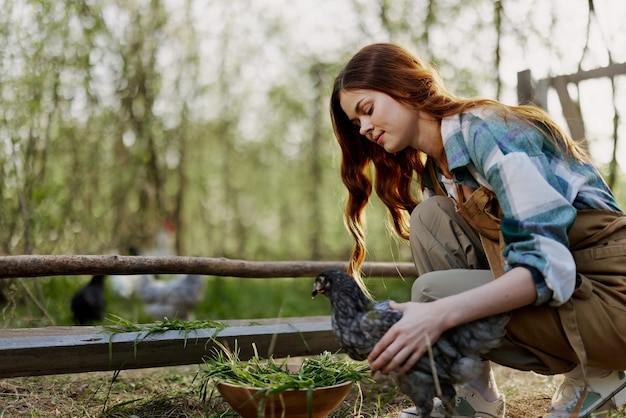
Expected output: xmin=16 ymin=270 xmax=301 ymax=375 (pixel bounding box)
xmin=198 ymin=343 xmax=370 ymax=400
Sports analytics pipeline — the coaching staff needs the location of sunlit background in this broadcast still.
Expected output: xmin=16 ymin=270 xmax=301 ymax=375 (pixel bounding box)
xmin=2 ymin=0 xmax=625 ymax=326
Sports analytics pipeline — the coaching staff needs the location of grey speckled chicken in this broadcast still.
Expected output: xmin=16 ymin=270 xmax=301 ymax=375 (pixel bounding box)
xmin=312 ymin=269 xmax=509 ymax=416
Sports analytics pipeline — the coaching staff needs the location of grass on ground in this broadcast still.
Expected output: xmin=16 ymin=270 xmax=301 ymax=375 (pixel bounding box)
xmin=2 ymin=363 xmax=626 ymax=417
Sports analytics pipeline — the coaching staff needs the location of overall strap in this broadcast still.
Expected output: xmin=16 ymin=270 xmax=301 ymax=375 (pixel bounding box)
xmin=426 ymin=158 xmax=506 ymax=277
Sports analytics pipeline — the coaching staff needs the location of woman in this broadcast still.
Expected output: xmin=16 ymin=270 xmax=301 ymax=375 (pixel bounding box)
xmin=330 ymin=43 xmax=626 ymax=418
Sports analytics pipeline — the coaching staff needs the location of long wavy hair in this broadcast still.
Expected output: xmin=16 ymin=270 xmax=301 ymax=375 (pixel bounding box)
xmin=330 ymin=43 xmax=587 ymax=285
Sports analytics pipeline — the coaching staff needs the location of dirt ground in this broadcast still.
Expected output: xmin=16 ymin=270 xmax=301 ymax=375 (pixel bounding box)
xmin=0 ymin=363 xmax=623 ymax=417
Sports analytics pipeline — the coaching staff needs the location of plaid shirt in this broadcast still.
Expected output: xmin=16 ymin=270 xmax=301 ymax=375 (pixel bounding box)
xmin=439 ymin=107 xmax=622 ymax=306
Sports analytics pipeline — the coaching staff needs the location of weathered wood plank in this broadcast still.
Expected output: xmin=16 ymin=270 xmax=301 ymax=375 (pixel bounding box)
xmin=0 ymin=255 xmax=417 ymax=279
xmin=552 ymin=76 xmax=586 ymax=142
xmin=0 ymin=317 xmax=341 ymax=378
xmin=516 ymin=69 xmax=533 ymax=105
xmin=554 ymin=61 xmax=626 ymax=84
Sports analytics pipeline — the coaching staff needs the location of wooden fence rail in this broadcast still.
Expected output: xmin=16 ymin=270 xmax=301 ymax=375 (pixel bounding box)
xmin=0 ymin=317 xmax=340 ymax=378
xmin=0 ymin=257 xmax=416 ymax=378
xmin=0 ymin=255 xmax=417 ymax=279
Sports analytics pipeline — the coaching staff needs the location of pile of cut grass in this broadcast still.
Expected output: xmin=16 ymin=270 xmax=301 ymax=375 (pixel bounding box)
xmin=198 ymin=343 xmax=370 ymax=399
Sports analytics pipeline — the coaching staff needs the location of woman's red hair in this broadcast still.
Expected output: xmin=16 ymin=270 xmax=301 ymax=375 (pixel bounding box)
xmin=330 ymin=43 xmax=587 ymax=289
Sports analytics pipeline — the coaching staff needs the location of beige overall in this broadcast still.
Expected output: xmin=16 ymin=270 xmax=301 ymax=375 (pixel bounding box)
xmin=410 ymin=182 xmax=626 ymax=376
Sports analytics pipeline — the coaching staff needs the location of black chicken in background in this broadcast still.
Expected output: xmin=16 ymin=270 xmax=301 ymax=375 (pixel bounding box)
xmin=312 ymin=269 xmax=509 ymax=416
xmin=71 ymin=275 xmax=106 ymax=325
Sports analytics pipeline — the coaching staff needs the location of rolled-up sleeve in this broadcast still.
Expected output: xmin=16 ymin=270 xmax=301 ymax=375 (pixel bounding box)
xmin=444 ymin=112 xmax=578 ymax=305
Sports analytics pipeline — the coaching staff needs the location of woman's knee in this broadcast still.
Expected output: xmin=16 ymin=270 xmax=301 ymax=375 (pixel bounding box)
xmin=411 ymin=269 xmax=493 ymax=302
xmin=411 ymin=272 xmax=442 ymax=302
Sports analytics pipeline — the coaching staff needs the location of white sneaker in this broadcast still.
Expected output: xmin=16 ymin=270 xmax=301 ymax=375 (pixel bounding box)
xmin=546 ymin=370 xmax=626 ymax=417
xmin=397 ymin=385 xmax=505 ymax=417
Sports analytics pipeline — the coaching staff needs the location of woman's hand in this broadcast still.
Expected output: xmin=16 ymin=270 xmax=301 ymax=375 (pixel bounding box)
xmin=367 ymin=267 xmax=537 ymax=376
xmin=368 ymin=300 xmax=449 ymax=375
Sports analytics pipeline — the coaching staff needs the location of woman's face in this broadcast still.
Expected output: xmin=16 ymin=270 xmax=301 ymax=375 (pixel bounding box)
xmin=339 ymin=88 xmax=426 ymax=154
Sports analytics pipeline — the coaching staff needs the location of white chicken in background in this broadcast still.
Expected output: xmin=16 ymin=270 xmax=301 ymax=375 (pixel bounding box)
xmin=109 ymin=246 xmax=142 ymax=298
xmin=138 ymin=273 xmax=205 ymax=320
xmin=109 ymin=220 xmax=177 ymax=298
xmin=144 ymin=219 xmax=177 ymax=256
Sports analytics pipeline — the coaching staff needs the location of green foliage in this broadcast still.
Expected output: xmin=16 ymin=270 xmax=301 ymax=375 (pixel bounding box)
xmin=1 ymin=0 xmax=624 ymax=329
xmin=1 ymin=0 xmax=406 ymax=263
xmin=0 ymin=273 xmax=413 ymax=328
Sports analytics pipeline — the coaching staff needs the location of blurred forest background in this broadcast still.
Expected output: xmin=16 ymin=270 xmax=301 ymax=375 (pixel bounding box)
xmin=1 ymin=0 xmax=625 ymax=327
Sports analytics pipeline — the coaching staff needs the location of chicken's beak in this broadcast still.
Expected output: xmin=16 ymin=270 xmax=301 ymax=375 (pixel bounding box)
xmin=311 ymin=281 xmax=325 ymax=298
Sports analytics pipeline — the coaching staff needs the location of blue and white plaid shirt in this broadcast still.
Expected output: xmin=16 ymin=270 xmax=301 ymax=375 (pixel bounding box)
xmin=439 ymin=107 xmax=622 ymax=306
